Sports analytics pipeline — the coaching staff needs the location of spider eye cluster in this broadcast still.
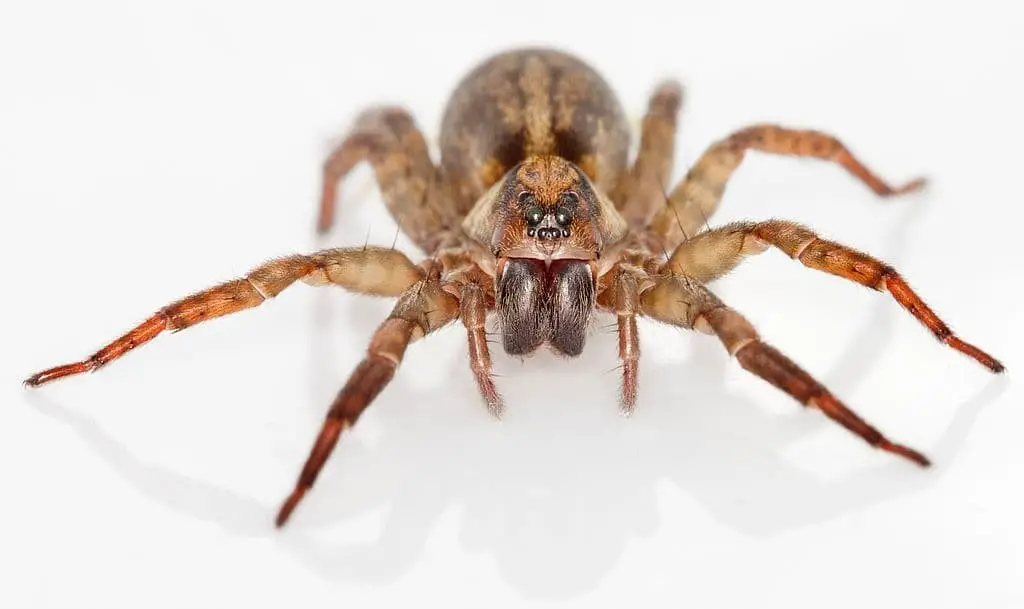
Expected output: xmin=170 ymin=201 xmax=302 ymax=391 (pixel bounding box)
xmin=519 ymin=191 xmax=577 ymax=240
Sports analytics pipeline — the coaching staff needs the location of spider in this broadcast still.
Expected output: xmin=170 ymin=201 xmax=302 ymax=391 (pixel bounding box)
xmin=24 ymin=47 xmax=1004 ymax=527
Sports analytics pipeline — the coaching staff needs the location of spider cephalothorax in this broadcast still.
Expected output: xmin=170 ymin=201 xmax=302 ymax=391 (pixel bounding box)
xmin=24 ymin=47 xmax=1004 ymax=528
xmin=464 ymin=155 xmax=626 ymax=357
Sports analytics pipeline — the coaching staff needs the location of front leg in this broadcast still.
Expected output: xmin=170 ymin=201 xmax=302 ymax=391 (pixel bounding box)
xmin=458 ymin=282 xmax=504 ymax=416
xmin=24 ymin=247 xmax=425 ymax=387
xmin=597 ymin=265 xmax=643 ymax=413
xmin=647 ymin=124 xmax=926 ymax=249
xmin=277 ymin=275 xmax=460 ymax=526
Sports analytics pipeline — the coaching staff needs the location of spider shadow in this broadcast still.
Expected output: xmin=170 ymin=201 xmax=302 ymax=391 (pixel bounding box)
xmin=27 ymin=391 xmax=274 ymax=536
xmin=24 ymin=190 xmax=1009 ymax=601
xmin=276 ymin=313 xmax=1005 ymax=600
xmin=27 ymin=334 xmax=1006 ymax=600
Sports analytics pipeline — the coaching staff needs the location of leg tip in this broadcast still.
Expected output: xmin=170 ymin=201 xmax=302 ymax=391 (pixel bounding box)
xmin=945 ymin=336 xmax=1005 ymax=374
xmin=315 ymin=191 xmax=338 ymax=236
xmin=23 ymin=370 xmax=56 ymax=388
xmin=275 ymin=487 xmax=307 ymax=528
xmin=21 ymin=362 xmax=95 ymax=387
xmin=477 ymin=379 xmax=506 ymax=420
xmin=882 ymin=441 xmax=931 ymax=467
xmin=892 ymin=176 xmax=929 ymax=196
xmin=618 ymin=391 xmax=638 ymax=417
xmin=649 ymin=81 xmax=684 ymax=117
xmin=487 ymin=402 xmax=506 ymax=420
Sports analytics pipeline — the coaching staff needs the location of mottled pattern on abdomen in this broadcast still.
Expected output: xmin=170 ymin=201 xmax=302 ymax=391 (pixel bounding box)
xmin=439 ymin=48 xmax=631 ymax=218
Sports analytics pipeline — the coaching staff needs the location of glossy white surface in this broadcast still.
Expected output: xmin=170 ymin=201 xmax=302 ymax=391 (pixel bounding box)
xmin=2 ymin=1 xmax=1021 ymax=607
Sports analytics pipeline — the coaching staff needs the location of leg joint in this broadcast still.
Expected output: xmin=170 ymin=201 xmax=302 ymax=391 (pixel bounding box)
xmin=729 ymin=336 xmax=757 ymax=358
xmin=793 ymin=237 xmax=819 ymax=261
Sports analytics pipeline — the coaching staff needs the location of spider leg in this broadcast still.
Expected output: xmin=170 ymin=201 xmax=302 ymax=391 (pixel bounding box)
xmin=605 ymin=267 xmax=642 ymax=413
xmin=458 ymin=282 xmax=504 ymax=416
xmin=640 ymin=276 xmax=930 ymax=465
xmin=23 ymin=247 xmax=425 ymax=387
xmin=318 ymin=106 xmax=450 ymax=251
xmin=616 ymin=80 xmax=684 ymax=227
xmin=648 ymin=124 xmax=927 ymax=249
xmin=276 ymin=277 xmax=459 ymax=526
xmin=662 ymin=220 xmax=1004 ymax=373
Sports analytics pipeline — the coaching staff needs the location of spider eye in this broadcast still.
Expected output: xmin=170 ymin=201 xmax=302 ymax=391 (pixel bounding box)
xmin=554 ymin=192 xmax=577 ymax=226
xmin=524 ymin=206 xmax=545 ymax=227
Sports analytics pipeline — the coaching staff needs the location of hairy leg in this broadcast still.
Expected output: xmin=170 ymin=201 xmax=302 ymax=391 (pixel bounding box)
xmin=616 ymin=81 xmax=684 ymax=227
xmin=318 ymin=106 xmax=450 ymax=251
xmin=597 ymin=265 xmax=644 ymax=412
xmin=276 ymin=276 xmax=460 ymax=526
xmin=648 ymin=124 xmax=926 ymax=249
xmin=23 ymin=247 xmax=425 ymax=386
xmin=613 ymin=268 xmax=642 ymax=413
xmin=640 ymin=276 xmax=930 ymax=465
xmin=662 ymin=220 xmax=1004 ymax=373
xmin=458 ymin=282 xmax=503 ymax=416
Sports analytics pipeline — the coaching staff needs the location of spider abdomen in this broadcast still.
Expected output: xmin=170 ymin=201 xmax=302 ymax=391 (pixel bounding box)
xmin=439 ymin=48 xmax=631 ymax=219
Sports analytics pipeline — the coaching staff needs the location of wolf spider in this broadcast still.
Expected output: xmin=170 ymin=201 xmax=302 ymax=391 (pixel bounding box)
xmin=24 ymin=48 xmax=1004 ymax=527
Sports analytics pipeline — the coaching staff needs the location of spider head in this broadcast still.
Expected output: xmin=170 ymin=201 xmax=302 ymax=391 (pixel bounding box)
xmin=462 ymin=156 xmax=628 ymax=358
xmin=490 ymin=155 xmax=612 ymax=260
xmin=463 ymin=155 xmax=627 ymax=262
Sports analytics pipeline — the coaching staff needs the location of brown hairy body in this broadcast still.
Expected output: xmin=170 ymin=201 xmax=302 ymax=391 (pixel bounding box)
xmin=24 ymin=47 xmax=1004 ymax=527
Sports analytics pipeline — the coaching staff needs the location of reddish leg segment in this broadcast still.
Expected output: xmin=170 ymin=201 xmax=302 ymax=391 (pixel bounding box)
xmin=277 ymin=277 xmax=460 ymax=526
xmin=459 ymin=283 xmax=504 ymax=416
xmin=662 ymin=220 xmax=1004 ymax=373
xmin=648 ymin=124 xmax=927 ymax=250
xmin=640 ymin=276 xmax=930 ymax=465
xmin=24 ymin=247 xmax=425 ymax=387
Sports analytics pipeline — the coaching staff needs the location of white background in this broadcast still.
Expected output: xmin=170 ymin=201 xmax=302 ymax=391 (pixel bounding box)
xmin=2 ymin=1 xmax=1021 ymax=607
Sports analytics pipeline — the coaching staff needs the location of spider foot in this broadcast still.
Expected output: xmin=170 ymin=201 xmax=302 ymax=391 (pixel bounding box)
xmin=23 ymin=362 xmax=94 ymax=388
xmin=889 ymin=176 xmax=929 ymax=196
xmin=275 ymin=487 xmax=307 ymax=528
xmin=880 ymin=440 xmax=931 ymax=467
